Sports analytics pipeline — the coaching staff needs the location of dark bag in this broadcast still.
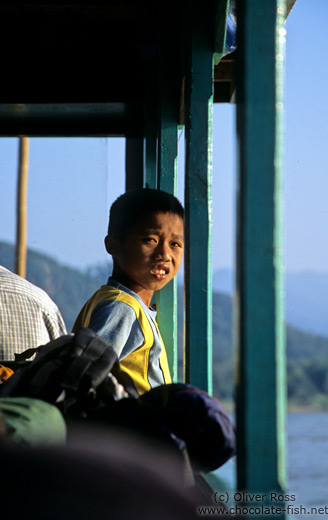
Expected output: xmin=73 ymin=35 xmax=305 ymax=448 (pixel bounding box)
xmin=0 ymin=328 xmax=138 ymax=415
xmin=91 ymin=383 xmax=236 ymax=473
xmin=139 ymin=383 xmax=236 ymax=472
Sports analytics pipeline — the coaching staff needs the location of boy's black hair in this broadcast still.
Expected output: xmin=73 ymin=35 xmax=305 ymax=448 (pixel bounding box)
xmin=108 ymin=188 xmax=184 ymax=239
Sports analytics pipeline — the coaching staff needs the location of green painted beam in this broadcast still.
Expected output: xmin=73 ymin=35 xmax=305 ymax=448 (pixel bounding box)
xmin=156 ymin=41 xmax=179 ymax=382
xmin=125 ymin=138 xmax=144 ymax=191
xmin=184 ymin=4 xmax=213 ymax=394
xmin=235 ymin=0 xmax=287 ymax=515
xmin=144 ymin=69 xmax=158 ymax=190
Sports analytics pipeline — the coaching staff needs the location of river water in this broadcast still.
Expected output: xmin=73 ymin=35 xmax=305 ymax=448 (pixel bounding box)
xmin=288 ymin=412 xmax=328 ymax=519
xmin=214 ymin=413 xmax=328 ymax=518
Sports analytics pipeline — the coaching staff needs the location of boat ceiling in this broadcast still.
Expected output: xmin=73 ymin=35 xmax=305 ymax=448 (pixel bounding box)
xmin=0 ymin=1 xmax=296 ymax=136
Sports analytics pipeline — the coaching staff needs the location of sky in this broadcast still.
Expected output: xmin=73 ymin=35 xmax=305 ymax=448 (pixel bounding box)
xmin=0 ymin=0 xmax=327 ymax=275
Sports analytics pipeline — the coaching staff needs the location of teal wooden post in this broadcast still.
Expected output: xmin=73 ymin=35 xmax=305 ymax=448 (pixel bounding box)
xmin=144 ymin=128 xmax=157 ymax=190
xmin=125 ymin=138 xmax=144 ymax=191
xmin=156 ymin=42 xmax=179 ymax=381
xmin=144 ymin=67 xmax=158 ymax=190
xmin=236 ymin=0 xmax=287 ymax=515
xmin=184 ymin=4 xmax=213 ymax=394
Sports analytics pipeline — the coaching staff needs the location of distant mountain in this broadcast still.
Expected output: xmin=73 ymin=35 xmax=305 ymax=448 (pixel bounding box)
xmin=285 ymin=271 xmax=328 ymax=337
xmin=213 ymin=268 xmax=328 ymax=338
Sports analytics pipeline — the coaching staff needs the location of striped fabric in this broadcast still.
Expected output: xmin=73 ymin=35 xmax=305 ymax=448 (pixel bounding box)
xmin=0 ymin=266 xmax=67 ymax=361
xmin=72 ymin=280 xmax=172 ymax=395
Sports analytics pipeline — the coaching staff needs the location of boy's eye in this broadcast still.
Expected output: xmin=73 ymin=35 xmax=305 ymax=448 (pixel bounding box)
xmin=171 ymin=241 xmax=183 ymax=248
xmin=143 ymin=237 xmax=157 ymax=243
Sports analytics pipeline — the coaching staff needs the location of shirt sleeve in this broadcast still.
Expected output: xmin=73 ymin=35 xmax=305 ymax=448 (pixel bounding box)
xmin=88 ymin=299 xmax=145 ymax=360
xmin=43 ymin=306 xmax=67 ymax=340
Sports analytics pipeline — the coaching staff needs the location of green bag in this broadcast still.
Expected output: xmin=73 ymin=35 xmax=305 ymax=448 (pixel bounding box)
xmin=0 ymin=397 xmax=66 ymax=446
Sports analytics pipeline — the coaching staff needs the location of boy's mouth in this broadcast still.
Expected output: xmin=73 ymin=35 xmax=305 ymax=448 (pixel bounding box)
xmin=150 ymin=264 xmax=170 ymax=281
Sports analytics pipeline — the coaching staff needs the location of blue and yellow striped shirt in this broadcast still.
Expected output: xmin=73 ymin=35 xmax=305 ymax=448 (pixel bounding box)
xmin=72 ymin=278 xmax=171 ymax=394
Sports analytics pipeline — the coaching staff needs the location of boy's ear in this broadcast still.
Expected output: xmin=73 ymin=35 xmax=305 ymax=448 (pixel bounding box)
xmin=104 ymin=235 xmax=119 ymax=256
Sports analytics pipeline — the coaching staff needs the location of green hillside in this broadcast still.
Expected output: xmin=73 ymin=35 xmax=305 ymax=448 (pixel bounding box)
xmin=1 ymin=241 xmax=328 ymax=410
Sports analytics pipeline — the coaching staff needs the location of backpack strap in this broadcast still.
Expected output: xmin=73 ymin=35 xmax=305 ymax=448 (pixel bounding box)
xmin=61 ymin=330 xmax=117 ymax=393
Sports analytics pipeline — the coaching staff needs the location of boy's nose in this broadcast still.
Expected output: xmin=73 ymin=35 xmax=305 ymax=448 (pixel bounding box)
xmin=154 ymin=242 xmax=171 ymax=261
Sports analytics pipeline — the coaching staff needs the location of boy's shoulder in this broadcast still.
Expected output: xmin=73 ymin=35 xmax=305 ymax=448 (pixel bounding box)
xmin=72 ymin=279 xmax=153 ymax=333
xmin=104 ymin=279 xmax=156 ymax=314
xmin=92 ymin=284 xmax=140 ymax=317
xmin=91 ymin=281 xmax=158 ymax=340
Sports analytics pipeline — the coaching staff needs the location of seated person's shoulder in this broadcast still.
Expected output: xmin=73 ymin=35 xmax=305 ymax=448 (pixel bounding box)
xmin=0 ymin=265 xmax=59 ymax=310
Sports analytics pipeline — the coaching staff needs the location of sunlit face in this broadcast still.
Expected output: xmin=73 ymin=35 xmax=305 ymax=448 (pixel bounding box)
xmin=107 ymin=211 xmax=184 ymax=306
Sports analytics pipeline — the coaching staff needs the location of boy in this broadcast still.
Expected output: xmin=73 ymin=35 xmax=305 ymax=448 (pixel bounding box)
xmin=72 ymin=188 xmax=184 ymax=395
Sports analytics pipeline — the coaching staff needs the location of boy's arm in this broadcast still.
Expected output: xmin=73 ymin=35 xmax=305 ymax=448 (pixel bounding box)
xmin=88 ymin=300 xmax=145 ymax=360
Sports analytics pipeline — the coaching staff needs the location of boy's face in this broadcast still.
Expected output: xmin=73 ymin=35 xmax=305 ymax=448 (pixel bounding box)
xmin=108 ymin=211 xmax=184 ymax=305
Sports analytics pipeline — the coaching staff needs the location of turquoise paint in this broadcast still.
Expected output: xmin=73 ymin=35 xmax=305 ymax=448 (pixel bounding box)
xmin=184 ymin=5 xmax=213 ymax=394
xmin=144 ymin=73 xmax=158 ymax=190
xmin=125 ymin=138 xmax=144 ymax=191
xmin=156 ymin=47 xmax=179 ymax=381
xmin=235 ymin=0 xmax=287 ymax=515
xmin=157 ymin=278 xmax=178 ymax=382
xmin=144 ymin=128 xmax=157 ymax=189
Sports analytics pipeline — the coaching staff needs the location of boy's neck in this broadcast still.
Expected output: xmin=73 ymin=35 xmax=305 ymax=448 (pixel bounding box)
xmin=111 ymin=268 xmax=154 ymax=308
